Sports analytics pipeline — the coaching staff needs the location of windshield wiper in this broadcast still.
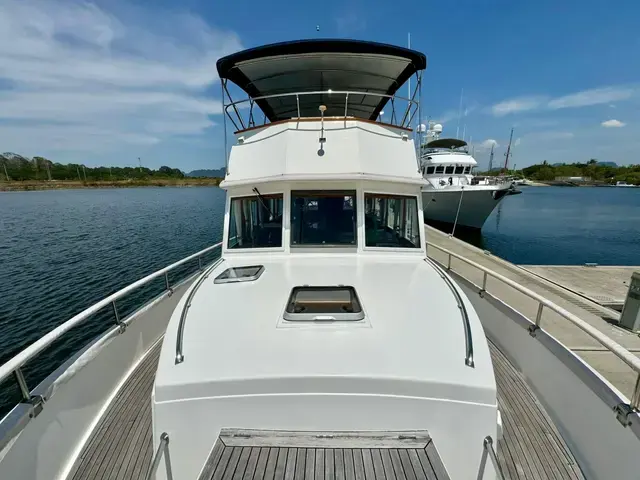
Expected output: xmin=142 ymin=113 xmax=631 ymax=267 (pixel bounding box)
xmin=253 ymin=187 xmax=274 ymax=221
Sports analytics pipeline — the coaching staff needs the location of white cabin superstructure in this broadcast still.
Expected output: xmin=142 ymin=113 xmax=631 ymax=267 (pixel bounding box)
xmin=1 ymin=38 xmax=640 ymax=480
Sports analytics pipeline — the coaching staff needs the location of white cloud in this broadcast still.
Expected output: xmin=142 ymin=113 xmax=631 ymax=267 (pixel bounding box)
xmin=0 ymin=0 xmax=241 ymax=161
xmin=601 ymin=119 xmax=626 ymax=128
xmin=548 ymin=86 xmax=634 ymax=109
xmin=489 ymin=85 xmax=637 ymax=118
xmin=478 ymin=139 xmax=499 ymax=150
xmin=491 ymin=96 xmax=545 ymax=116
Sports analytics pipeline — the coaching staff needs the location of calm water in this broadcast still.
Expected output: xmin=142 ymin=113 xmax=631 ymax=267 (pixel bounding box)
xmin=1 ymin=185 xmax=639 ymax=415
xmin=0 ymin=187 xmax=224 ymax=415
xmin=458 ymin=186 xmax=640 ymax=266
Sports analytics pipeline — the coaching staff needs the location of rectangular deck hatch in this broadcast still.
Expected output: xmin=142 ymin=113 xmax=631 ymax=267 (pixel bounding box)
xmin=284 ymin=285 xmax=364 ymax=321
xmin=214 ymin=265 xmax=264 ymax=284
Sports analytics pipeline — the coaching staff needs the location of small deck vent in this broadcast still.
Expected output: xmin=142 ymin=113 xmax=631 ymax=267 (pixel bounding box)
xmin=284 ymin=286 xmax=364 ymax=321
xmin=214 ymin=265 xmax=264 ymax=284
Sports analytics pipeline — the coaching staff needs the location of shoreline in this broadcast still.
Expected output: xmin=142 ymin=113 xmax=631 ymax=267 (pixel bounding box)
xmin=0 ymin=178 xmax=222 ymax=191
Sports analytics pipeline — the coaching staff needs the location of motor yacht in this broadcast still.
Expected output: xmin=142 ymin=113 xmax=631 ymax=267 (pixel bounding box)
xmin=1 ymin=39 xmax=639 ymax=480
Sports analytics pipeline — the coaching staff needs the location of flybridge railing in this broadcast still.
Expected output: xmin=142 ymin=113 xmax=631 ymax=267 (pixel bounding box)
xmin=0 ymin=242 xmax=222 ymax=440
xmin=222 ymin=90 xmax=421 ymax=132
xmin=426 ymin=241 xmax=640 ymax=424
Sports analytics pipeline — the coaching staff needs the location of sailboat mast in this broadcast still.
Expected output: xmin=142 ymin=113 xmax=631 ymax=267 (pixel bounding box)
xmin=503 ymin=128 xmax=514 ymax=171
xmin=488 ymin=144 xmax=494 ymax=172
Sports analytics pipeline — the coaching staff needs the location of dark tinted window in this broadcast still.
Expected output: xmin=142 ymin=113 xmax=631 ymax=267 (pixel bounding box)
xmin=445 ymin=166 xmax=455 ymax=174
xmin=426 ymin=166 xmax=435 ymax=174
xmin=291 ymin=191 xmax=357 ymax=246
xmin=228 ymin=195 xmax=283 ymax=249
xmin=364 ymin=194 xmax=420 ymax=248
xmin=435 ymin=166 xmax=444 ymax=174
xmin=455 ymin=166 xmax=464 ymax=174
xmin=464 ymin=166 xmax=471 ymax=174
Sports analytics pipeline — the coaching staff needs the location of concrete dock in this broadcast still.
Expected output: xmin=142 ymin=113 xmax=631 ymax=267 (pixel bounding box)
xmin=519 ymin=265 xmax=637 ymax=310
xmin=425 ymin=225 xmax=640 ymax=400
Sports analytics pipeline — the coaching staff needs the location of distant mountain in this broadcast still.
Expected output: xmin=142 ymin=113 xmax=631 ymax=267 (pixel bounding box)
xmin=597 ymin=161 xmax=617 ymax=167
xmin=188 ymin=168 xmax=225 ymax=178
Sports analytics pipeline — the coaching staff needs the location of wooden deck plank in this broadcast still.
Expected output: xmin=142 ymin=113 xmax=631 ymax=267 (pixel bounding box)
xmin=204 ymin=441 xmax=451 ymax=480
xmin=254 ymin=447 xmax=271 ymax=480
xmin=325 ymin=449 xmax=336 ymax=480
xmin=379 ymin=449 xmax=397 ymax=480
xmin=294 ymin=447 xmax=306 ymax=480
xmin=284 ymin=448 xmax=298 ymax=480
xmin=74 ymin=355 xmax=155 ymax=479
xmin=69 ymin=343 xmax=160 ymax=480
xmin=275 ymin=447 xmax=289 ymax=480
xmin=490 ymin=341 xmax=586 ymax=479
xmin=389 ymin=449 xmax=407 ymax=480
xmin=352 ymin=449 xmax=365 ymax=480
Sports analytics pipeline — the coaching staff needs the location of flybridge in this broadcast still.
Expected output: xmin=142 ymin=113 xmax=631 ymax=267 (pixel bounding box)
xmin=215 ymin=39 xmax=427 ymax=133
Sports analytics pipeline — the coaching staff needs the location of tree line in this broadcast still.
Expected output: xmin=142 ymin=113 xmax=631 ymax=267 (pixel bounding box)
xmin=484 ymin=159 xmax=640 ymax=185
xmin=1 ymin=153 xmax=186 ymax=182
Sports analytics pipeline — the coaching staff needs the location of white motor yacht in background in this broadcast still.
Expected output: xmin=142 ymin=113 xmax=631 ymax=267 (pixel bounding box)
xmin=1 ymin=39 xmax=640 ymax=480
xmin=420 ymin=124 xmax=511 ymax=230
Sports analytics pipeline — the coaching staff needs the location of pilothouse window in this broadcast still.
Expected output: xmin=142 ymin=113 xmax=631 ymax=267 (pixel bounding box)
xmin=426 ymin=166 xmax=435 ymax=174
xmin=364 ymin=194 xmax=420 ymax=248
xmin=435 ymin=166 xmax=444 ymax=174
xmin=464 ymin=166 xmax=471 ymax=174
xmin=455 ymin=166 xmax=464 ymax=174
xmin=445 ymin=166 xmax=455 ymax=174
xmin=291 ymin=191 xmax=357 ymax=246
xmin=228 ymin=194 xmax=283 ymax=249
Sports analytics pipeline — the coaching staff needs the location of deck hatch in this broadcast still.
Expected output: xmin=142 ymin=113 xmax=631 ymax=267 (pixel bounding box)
xmin=214 ymin=265 xmax=264 ymax=284
xmin=284 ymin=285 xmax=364 ymax=321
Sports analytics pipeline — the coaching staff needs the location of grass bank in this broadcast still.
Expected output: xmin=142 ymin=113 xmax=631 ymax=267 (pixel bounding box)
xmin=0 ymin=177 xmax=222 ymax=191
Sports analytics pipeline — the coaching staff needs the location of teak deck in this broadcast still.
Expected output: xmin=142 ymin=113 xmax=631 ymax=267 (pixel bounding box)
xmin=68 ymin=341 xmax=584 ymax=479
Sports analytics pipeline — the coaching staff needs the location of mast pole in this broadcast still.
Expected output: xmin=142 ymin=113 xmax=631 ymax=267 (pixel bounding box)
xmin=504 ymin=127 xmax=514 ymax=172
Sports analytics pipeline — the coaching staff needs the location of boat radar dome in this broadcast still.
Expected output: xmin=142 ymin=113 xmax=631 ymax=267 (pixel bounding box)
xmin=432 ymin=123 xmax=443 ymax=134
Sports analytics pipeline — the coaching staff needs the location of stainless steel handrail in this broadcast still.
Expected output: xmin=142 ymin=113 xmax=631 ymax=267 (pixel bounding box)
xmin=174 ymin=257 xmax=224 ymax=364
xmin=425 ymin=258 xmax=474 ymax=367
xmin=476 ymin=436 xmax=505 ymax=480
xmin=427 ymin=241 xmax=640 ymax=410
xmin=224 ymin=89 xmax=419 ymax=129
xmin=145 ymin=432 xmax=173 ymax=480
xmin=0 ymin=242 xmax=223 ymax=392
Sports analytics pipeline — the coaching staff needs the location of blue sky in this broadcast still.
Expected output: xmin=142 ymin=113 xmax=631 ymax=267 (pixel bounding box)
xmin=0 ymin=0 xmax=638 ymax=171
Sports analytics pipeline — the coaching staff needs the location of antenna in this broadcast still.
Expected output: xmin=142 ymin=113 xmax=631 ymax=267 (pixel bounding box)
xmin=456 ymin=88 xmax=464 ymax=138
xmin=504 ymin=128 xmax=514 ymax=172
xmin=488 ymin=144 xmax=494 ymax=171
xmin=407 ymin=33 xmax=411 ymax=99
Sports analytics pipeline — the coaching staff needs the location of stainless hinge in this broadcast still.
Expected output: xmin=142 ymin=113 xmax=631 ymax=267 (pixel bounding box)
xmin=614 ymin=403 xmax=634 ymax=427
xmin=27 ymin=395 xmax=45 ymax=418
xmin=528 ymin=324 xmax=539 ymax=337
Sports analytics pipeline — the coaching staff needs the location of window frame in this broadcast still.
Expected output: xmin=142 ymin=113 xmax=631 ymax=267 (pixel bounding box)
xmin=464 ymin=166 xmax=471 ymax=174
xmin=454 ymin=166 xmax=465 ymax=174
xmin=362 ymin=192 xmax=422 ymax=251
xmin=426 ymin=166 xmax=435 ymax=175
xmin=226 ymin=192 xmax=285 ymax=251
xmin=444 ymin=165 xmax=455 ymax=175
xmin=435 ymin=165 xmax=445 ymax=174
xmin=290 ymin=189 xmax=358 ymax=248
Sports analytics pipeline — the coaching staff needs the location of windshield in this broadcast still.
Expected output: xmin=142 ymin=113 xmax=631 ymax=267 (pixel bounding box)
xmin=364 ymin=194 xmax=420 ymax=248
xmin=228 ymin=194 xmax=283 ymax=248
xmin=291 ymin=191 xmax=357 ymax=246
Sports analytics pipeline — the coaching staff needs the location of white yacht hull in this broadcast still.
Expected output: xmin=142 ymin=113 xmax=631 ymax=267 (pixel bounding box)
xmin=422 ymin=186 xmax=509 ymax=229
